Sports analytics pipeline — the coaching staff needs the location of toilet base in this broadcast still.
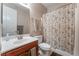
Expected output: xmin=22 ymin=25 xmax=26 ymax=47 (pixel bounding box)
xmin=39 ymin=49 xmax=52 ymax=56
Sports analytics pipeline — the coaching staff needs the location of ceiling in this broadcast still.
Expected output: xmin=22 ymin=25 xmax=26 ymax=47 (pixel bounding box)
xmin=4 ymin=3 xmax=69 ymax=12
xmin=42 ymin=3 xmax=69 ymax=11
xmin=3 ymin=3 xmax=29 ymax=13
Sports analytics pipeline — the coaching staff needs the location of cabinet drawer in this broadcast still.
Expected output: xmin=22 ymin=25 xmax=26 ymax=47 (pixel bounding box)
xmin=6 ymin=47 xmax=26 ymax=56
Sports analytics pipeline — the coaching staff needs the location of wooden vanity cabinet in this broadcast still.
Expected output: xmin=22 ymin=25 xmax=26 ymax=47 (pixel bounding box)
xmin=1 ymin=40 xmax=38 ymax=56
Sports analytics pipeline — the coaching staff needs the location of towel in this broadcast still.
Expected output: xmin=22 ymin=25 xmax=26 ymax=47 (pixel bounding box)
xmin=31 ymin=47 xmax=36 ymax=56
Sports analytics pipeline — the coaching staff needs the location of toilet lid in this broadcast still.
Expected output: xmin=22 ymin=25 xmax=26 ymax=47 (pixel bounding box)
xmin=39 ymin=43 xmax=51 ymax=50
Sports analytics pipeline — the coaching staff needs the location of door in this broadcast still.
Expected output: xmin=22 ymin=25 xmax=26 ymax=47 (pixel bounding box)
xmin=3 ymin=4 xmax=17 ymax=36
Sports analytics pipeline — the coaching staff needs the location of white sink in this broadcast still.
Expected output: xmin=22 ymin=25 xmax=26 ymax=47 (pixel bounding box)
xmin=13 ymin=39 xmax=28 ymax=44
xmin=13 ymin=40 xmax=25 ymax=44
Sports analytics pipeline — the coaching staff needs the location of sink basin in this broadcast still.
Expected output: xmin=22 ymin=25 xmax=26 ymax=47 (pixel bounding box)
xmin=13 ymin=39 xmax=28 ymax=44
xmin=13 ymin=37 xmax=33 ymax=44
xmin=13 ymin=40 xmax=24 ymax=44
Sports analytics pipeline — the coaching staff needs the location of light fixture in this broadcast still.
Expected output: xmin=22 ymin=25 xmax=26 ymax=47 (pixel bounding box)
xmin=19 ymin=3 xmax=30 ymax=9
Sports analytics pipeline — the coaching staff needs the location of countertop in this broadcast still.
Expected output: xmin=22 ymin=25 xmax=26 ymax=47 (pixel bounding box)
xmin=0 ymin=36 xmax=38 ymax=54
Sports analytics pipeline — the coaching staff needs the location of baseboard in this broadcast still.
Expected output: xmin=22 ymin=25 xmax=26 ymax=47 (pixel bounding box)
xmin=51 ymin=47 xmax=72 ymax=56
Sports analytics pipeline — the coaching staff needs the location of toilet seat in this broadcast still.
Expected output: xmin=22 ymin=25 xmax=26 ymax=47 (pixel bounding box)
xmin=39 ymin=43 xmax=51 ymax=51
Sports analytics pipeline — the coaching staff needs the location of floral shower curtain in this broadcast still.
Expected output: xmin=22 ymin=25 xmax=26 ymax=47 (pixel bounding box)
xmin=42 ymin=4 xmax=75 ymax=54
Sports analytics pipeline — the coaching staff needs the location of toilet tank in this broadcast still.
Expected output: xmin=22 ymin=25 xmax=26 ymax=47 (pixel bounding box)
xmin=33 ymin=35 xmax=43 ymax=44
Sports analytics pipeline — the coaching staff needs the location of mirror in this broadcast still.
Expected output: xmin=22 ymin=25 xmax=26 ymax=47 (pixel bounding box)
xmin=2 ymin=3 xmax=30 ymax=37
xmin=0 ymin=3 xmax=1 ymax=37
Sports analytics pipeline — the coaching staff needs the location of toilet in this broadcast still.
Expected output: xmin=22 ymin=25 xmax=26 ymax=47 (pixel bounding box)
xmin=33 ymin=35 xmax=51 ymax=56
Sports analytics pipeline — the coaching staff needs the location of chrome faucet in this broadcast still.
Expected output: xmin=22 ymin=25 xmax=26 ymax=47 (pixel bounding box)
xmin=5 ymin=33 xmax=10 ymax=41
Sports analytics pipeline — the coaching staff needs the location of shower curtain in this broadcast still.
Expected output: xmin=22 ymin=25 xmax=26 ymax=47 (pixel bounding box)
xmin=42 ymin=4 xmax=75 ymax=54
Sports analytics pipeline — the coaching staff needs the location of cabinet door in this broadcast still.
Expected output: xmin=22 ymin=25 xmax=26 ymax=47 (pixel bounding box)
xmin=6 ymin=47 xmax=26 ymax=56
xmin=18 ymin=50 xmax=31 ymax=56
xmin=18 ymin=52 xmax=26 ymax=56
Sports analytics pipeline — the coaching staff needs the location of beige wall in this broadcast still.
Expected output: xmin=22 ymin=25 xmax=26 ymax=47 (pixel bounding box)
xmin=17 ymin=8 xmax=30 ymax=34
xmin=30 ymin=3 xmax=47 ymax=19
xmin=29 ymin=3 xmax=47 ymax=33
xmin=74 ymin=3 xmax=79 ymax=55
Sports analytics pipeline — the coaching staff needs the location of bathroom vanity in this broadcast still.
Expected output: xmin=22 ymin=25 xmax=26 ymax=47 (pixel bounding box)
xmin=1 ymin=37 xmax=38 ymax=56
